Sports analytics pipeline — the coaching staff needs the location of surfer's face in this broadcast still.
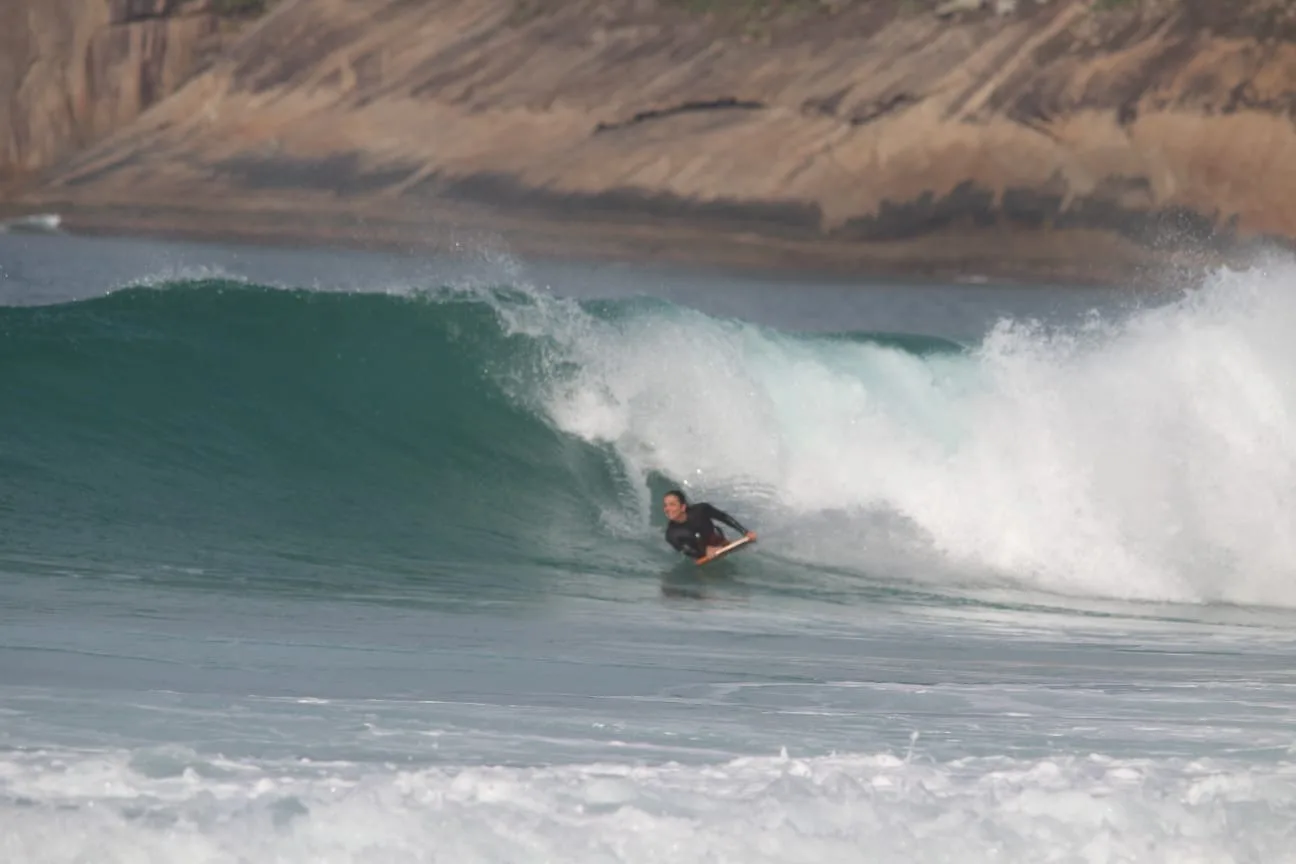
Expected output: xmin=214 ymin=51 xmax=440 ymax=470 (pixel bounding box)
xmin=662 ymin=494 xmax=686 ymax=522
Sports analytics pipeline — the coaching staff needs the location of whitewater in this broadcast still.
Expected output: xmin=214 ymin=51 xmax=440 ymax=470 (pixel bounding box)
xmin=2 ymin=232 xmax=1295 ymax=863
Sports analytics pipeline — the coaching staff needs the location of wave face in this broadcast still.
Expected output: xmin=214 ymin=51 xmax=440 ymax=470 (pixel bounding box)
xmin=4 ymin=266 xmax=1296 ymax=606
xmin=0 ymin=281 xmax=630 ymax=588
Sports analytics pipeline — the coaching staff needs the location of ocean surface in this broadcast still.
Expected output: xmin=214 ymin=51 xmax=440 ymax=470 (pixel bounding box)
xmin=3 ymin=231 xmax=1296 ymax=862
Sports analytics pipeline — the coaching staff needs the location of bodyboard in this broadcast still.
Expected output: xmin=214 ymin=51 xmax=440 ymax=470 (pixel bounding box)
xmin=696 ymin=535 xmax=755 ymax=566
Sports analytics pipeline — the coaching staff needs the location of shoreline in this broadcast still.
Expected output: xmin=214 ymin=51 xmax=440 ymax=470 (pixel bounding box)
xmin=1 ymin=197 xmax=1236 ymax=290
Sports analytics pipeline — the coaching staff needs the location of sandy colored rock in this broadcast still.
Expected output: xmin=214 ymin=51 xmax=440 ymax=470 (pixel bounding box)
xmin=5 ymin=0 xmax=1296 ymax=280
xmin=0 ymin=0 xmax=234 ymax=191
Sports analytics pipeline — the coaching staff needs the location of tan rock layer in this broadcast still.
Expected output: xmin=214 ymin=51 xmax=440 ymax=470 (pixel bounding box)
xmin=9 ymin=0 xmax=1296 ymax=274
xmin=0 ymin=0 xmax=226 ymax=187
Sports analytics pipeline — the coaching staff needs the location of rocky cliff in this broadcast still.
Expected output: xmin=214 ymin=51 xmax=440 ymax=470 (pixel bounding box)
xmin=7 ymin=0 xmax=1296 ymax=280
xmin=0 ymin=0 xmax=248 ymax=192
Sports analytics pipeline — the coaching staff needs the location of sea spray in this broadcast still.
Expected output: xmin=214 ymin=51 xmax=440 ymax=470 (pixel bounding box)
xmin=533 ymin=263 xmax=1296 ymax=606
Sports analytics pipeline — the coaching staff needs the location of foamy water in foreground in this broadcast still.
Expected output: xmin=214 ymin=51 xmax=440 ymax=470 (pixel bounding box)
xmin=6 ymin=748 xmax=1295 ymax=863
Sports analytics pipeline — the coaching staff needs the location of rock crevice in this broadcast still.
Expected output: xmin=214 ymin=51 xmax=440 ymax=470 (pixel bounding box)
xmin=593 ymin=97 xmax=766 ymax=133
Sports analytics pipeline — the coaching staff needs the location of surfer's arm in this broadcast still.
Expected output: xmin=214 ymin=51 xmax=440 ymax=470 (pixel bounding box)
xmin=698 ymin=503 xmax=750 ymax=536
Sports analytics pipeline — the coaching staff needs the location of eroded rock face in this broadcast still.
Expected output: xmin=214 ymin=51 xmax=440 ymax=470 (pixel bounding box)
xmin=7 ymin=0 xmax=1296 ymax=275
xmin=0 ymin=0 xmax=223 ymax=187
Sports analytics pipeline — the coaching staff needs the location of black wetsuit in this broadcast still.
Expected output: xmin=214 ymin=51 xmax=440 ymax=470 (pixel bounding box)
xmin=665 ymin=502 xmax=749 ymax=560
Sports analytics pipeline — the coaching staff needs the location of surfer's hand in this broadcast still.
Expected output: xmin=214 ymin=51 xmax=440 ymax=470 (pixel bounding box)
xmin=746 ymin=531 xmax=757 ymax=540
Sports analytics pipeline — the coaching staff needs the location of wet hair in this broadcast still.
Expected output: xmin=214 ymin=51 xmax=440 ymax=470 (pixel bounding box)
xmin=664 ymin=489 xmax=688 ymax=506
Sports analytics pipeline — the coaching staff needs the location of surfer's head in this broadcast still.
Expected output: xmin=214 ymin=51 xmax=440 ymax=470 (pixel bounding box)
xmin=663 ymin=489 xmax=688 ymax=523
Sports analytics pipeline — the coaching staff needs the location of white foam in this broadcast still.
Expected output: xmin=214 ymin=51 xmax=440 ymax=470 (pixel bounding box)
xmin=529 ymin=261 xmax=1296 ymax=606
xmin=2 ymin=748 xmax=1293 ymax=863
xmin=0 ymin=213 xmax=62 ymax=234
